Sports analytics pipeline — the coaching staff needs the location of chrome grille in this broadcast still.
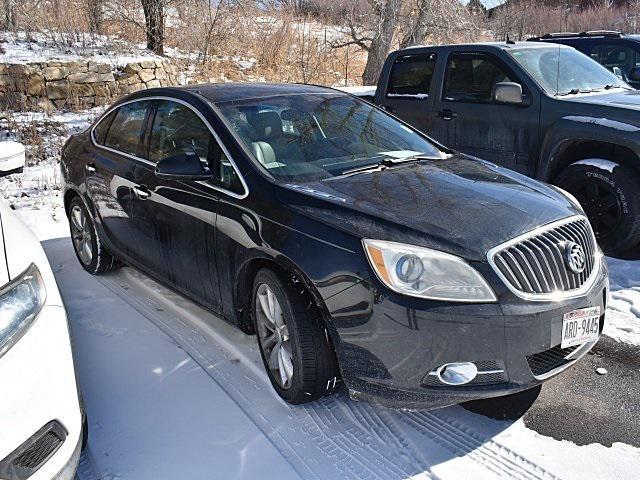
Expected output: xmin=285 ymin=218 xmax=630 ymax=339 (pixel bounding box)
xmin=488 ymin=216 xmax=599 ymax=300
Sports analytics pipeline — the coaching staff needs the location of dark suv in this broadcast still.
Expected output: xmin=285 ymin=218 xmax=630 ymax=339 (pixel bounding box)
xmin=529 ymin=31 xmax=640 ymax=89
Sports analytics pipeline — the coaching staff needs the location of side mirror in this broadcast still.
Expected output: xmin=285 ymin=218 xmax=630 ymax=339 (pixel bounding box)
xmin=492 ymin=82 xmax=524 ymax=105
xmin=628 ymin=66 xmax=640 ymax=82
xmin=155 ymin=153 xmax=213 ymax=181
xmin=612 ymin=66 xmax=624 ymax=79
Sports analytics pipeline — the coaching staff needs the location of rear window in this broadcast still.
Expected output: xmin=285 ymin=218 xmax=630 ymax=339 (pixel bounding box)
xmin=104 ymin=102 xmax=150 ymax=157
xmin=93 ymin=111 xmax=116 ymax=145
xmin=387 ymin=54 xmax=436 ymax=97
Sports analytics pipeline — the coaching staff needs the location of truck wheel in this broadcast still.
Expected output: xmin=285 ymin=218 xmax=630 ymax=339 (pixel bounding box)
xmin=461 ymin=385 xmax=542 ymax=420
xmin=252 ymin=268 xmax=338 ymax=404
xmin=555 ymin=160 xmax=640 ymax=255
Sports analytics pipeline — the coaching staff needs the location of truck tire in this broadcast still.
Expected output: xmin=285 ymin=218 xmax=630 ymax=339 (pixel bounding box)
xmin=555 ymin=160 xmax=640 ymax=256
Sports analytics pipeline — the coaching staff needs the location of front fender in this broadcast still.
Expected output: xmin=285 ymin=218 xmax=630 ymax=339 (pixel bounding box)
xmin=537 ymin=115 xmax=640 ymax=181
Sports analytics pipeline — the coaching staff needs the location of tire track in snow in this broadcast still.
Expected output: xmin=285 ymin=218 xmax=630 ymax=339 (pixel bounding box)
xmin=95 ymin=268 xmax=559 ymax=480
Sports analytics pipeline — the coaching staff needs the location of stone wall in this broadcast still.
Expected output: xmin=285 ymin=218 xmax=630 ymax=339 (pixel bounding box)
xmin=0 ymin=59 xmax=179 ymax=111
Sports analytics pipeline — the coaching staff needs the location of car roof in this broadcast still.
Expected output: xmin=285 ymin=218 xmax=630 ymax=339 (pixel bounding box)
xmin=173 ymin=82 xmax=341 ymax=104
xmin=396 ymin=41 xmax=567 ymax=53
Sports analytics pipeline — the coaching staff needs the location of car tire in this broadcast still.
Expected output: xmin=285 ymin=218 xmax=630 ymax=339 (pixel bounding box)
xmin=67 ymin=197 xmax=119 ymax=274
xmin=461 ymin=385 xmax=542 ymax=420
xmin=252 ymin=268 xmax=338 ymax=404
xmin=555 ymin=160 xmax=640 ymax=255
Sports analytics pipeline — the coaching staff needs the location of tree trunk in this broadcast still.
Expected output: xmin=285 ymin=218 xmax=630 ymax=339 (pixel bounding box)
xmin=87 ymin=0 xmax=103 ymax=35
xmin=141 ymin=0 xmax=165 ymax=55
xmin=362 ymin=0 xmax=402 ymax=85
xmin=400 ymin=0 xmax=431 ymax=48
xmin=3 ymin=0 xmax=16 ymax=29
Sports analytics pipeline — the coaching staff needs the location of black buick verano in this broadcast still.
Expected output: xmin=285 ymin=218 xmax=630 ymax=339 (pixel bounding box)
xmin=60 ymin=84 xmax=608 ymax=410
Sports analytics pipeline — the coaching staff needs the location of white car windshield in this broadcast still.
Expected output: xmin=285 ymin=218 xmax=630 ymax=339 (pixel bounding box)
xmin=509 ymin=45 xmax=632 ymax=95
xmin=215 ymin=93 xmax=446 ymax=182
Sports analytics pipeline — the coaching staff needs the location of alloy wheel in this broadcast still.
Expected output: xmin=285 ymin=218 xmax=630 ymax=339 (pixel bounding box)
xmin=255 ymin=283 xmax=294 ymax=389
xmin=70 ymin=205 xmax=93 ymax=265
xmin=572 ymin=179 xmax=622 ymax=240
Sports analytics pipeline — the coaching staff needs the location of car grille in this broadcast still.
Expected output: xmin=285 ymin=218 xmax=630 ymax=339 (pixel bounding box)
xmin=526 ymin=344 xmax=580 ymax=377
xmin=0 ymin=421 xmax=66 ymax=480
xmin=488 ymin=216 xmax=598 ymax=299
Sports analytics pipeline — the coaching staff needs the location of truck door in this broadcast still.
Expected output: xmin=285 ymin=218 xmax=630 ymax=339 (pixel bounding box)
xmin=430 ymin=51 xmax=540 ymax=174
xmin=378 ymin=52 xmax=437 ymax=135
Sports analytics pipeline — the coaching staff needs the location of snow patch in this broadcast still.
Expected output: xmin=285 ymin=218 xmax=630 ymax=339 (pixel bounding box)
xmin=574 ymin=158 xmax=618 ymax=173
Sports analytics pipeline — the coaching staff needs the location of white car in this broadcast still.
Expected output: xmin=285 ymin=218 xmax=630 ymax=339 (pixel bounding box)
xmin=0 ymin=142 xmax=25 ymax=175
xmin=0 ymin=200 xmax=83 ymax=480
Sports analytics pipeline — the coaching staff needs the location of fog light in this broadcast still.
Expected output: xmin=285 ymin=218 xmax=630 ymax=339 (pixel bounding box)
xmin=436 ymin=362 xmax=478 ymax=385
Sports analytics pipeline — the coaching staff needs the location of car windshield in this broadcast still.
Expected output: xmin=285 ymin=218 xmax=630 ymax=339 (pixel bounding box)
xmin=215 ymin=93 xmax=446 ymax=182
xmin=508 ymin=46 xmax=631 ymax=95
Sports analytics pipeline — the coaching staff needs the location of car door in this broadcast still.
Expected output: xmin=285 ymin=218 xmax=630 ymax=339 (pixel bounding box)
xmin=130 ymin=98 xmax=237 ymax=312
xmin=378 ymin=52 xmax=438 ymax=134
xmin=430 ymin=51 xmax=540 ymax=174
xmin=86 ymin=100 xmax=152 ymax=258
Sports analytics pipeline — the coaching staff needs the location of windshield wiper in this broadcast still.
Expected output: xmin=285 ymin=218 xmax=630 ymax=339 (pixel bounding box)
xmin=556 ymin=88 xmax=595 ymax=96
xmin=327 ymin=155 xmax=439 ymax=180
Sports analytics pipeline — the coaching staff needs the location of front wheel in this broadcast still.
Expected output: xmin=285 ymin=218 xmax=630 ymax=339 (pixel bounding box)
xmin=555 ymin=160 xmax=640 ymax=255
xmin=252 ymin=268 xmax=338 ymax=404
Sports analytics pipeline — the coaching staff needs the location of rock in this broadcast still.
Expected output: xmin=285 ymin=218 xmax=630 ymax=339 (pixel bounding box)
xmin=92 ymin=82 xmax=115 ymax=97
xmin=7 ymin=64 xmax=29 ymax=76
xmin=145 ymin=79 xmax=161 ymax=88
xmin=140 ymin=60 xmax=156 ymax=69
xmin=46 ymin=80 xmax=71 ymax=100
xmin=68 ymin=72 xmax=115 ymax=83
xmin=596 ymin=367 xmax=608 ymax=375
xmin=67 ymin=62 xmax=88 ymax=74
xmin=53 ymin=98 xmax=67 ymax=109
xmin=124 ymin=63 xmax=143 ymax=74
xmin=33 ymin=97 xmax=56 ymax=112
xmin=88 ymin=63 xmax=112 ymax=74
xmin=71 ymin=83 xmax=94 ymax=97
xmin=154 ymin=68 xmax=168 ymax=80
xmin=0 ymin=75 xmax=11 ymax=88
xmin=138 ymin=69 xmax=155 ymax=83
xmin=42 ymin=66 xmax=69 ymax=81
xmin=26 ymin=74 xmax=45 ymax=96
xmin=116 ymin=73 xmax=139 ymax=86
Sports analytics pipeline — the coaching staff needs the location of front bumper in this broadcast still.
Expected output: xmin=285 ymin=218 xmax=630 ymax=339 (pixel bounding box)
xmin=325 ymin=258 xmax=608 ymax=410
xmin=0 ymin=305 xmax=82 ymax=480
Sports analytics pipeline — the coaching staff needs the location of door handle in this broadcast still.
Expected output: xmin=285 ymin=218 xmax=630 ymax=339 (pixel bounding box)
xmin=133 ymin=185 xmax=151 ymax=200
xmin=439 ymin=109 xmax=458 ymax=121
xmin=85 ymin=163 xmax=96 ymax=172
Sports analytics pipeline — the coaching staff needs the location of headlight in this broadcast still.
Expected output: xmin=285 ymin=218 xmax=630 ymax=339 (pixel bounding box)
xmin=0 ymin=263 xmax=46 ymax=358
xmin=363 ymin=240 xmax=497 ymax=302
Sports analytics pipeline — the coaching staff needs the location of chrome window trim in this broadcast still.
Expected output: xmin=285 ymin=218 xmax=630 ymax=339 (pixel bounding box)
xmin=486 ymin=215 xmax=602 ymax=302
xmin=90 ymin=95 xmax=249 ymax=200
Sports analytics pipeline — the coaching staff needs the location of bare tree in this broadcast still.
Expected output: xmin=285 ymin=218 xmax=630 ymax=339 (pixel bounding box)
xmin=3 ymin=0 xmax=16 ymax=29
xmin=141 ymin=0 xmax=165 ymax=54
xmin=87 ymin=0 xmax=103 ymax=34
xmin=332 ymin=0 xmax=402 ymax=85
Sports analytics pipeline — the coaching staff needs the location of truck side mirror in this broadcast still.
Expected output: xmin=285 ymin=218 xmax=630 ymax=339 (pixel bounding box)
xmin=492 ymin=82 xmax=524 ymax=105
xmin=629 ymin=66 xmax=640 ymax=82
xmin=612 ymin=66 xmax=624 ymax=79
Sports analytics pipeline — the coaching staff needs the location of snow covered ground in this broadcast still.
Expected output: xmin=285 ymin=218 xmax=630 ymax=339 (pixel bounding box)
xmin=1 ymin=110 xmax=640 ymax=479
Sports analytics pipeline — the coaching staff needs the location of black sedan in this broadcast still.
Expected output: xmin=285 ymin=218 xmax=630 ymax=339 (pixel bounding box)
xmin=60 ymin=83 xmax=608 ymax=410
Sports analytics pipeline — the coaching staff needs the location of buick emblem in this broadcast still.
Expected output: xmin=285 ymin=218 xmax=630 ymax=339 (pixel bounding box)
xmin=564 ymin=242 xmax=586 ymax=274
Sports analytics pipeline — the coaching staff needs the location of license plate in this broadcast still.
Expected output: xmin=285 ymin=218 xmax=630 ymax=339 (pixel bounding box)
xmin=561 ymin=306 xmax=600 ymax=348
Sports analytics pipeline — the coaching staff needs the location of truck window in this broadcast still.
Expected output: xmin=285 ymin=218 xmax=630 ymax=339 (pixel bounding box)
xmin=444 ymin=53 xmax=515 ymax=102
xmin=386 ymin=54 xmax=436 ymax=97
xmin=590 ymin=44 xmax=640 ymax=78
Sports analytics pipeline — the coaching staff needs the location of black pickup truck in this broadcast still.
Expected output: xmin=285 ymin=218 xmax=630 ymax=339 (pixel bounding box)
xmin=345 ymin=41 xmax=640 ymax=255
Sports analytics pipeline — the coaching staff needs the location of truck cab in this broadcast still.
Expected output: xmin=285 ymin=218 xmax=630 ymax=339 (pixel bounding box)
xmin=364 ymin=42 xmax=640 ymax=256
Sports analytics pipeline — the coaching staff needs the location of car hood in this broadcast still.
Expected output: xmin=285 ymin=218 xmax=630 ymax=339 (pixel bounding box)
xmin=275 ymin=155 xmax=582 ymax=261
xmin=566 ymin=88 xmax=640 ymax=111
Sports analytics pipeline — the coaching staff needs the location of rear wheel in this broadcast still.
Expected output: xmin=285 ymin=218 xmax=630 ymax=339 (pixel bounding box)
xmin=555 ymin=160 xmax=640 ymax=255
xmin=252 ymin=268 xmax=338 ymax=404
xmin=67 ymin=197 xmax=119 ymax=274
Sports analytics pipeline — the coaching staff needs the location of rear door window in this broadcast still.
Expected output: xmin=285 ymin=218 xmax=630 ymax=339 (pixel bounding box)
xmin=387 ymin=54 xmax=437 ymax=97
xmin=93 ymin=110 xmax=116 ymax=145
xmin=104 ymin=101 xmax=150 ymax=157
xmin=444 ymin=53 xmax=516 ymax=102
